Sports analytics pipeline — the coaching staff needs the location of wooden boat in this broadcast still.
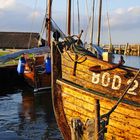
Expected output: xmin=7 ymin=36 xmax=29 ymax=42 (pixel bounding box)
xmin=23 ymin=0 xmax=52 ymax=92
xmin=51 ymin=0 xmax=140 ymax=139
xmin=24 ymin=54 xmax=51 ymax=92
xmin=0 ymin=46 xmax=51 ymax=92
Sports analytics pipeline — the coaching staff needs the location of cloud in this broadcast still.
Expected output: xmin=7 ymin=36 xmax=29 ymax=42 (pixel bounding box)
xmin=0 ymin=0 xmax=44 ymax=32
xmin=0 ymin=0 xmax=15 ymax=9
xmin=28 ymin=11 xmax=41 ymax=20
xmin=0 ymin=1 xmax=140 ymax=44
xmin=103 ymin=6 xmax=140 ymax=31
xmin=100 ymin=6 xmax=140 ymax=43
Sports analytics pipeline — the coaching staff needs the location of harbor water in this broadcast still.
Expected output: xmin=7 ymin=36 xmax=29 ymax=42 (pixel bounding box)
xmin=0 ymin=88 xmax=63 ymax=140
xmin=0 ymin=54 xmax=140 ymax=140
xmin=114 ymin=54 xmax=140 ymax=68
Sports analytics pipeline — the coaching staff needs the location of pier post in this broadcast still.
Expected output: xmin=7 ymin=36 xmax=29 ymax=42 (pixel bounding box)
xmin=124 ymin=43 xmax=128 ymax=55
xmin=118 ymin=45 xmax=121 ymax=54
xmin=138 ymin=45 xmax=140 ymax=56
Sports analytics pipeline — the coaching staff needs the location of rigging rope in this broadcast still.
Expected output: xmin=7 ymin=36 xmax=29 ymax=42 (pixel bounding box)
xmin=90 ymin=0 xmax=95 ymax=44
xmin=77 ymin=0 xmax=80 ymax=33
xmin=55 ymin=31 xmax=96 ymax=65
xmin=51 ymin=18 xmax=66 ymax=39
xmin=106 ymin=0 xmax=113 ymax=52
xmin=27 ymin=0 xmax=39 ymax=49
xmin=72 ymin=0 xmax=75 ymax=34
xmin=83 ymin=0 xmax=91 ymax=42
xmin=85 ymin=0 xmax=90 ymax=19
xmin=34 ymin=0 xmax=54 ymax=48
xmin=83 ymin=0 xmax=95 ymax=43
xmin=37 ymin=13 xmax=46 ymax=47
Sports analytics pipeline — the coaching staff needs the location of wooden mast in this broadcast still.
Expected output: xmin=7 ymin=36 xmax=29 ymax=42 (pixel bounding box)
xmin=67 ymin=0 xmax=71 ymax=35
xmin=95 ymin=0 xmax=102 ymax=139
xmin=47 ymin=0 xmax=52 ymax=46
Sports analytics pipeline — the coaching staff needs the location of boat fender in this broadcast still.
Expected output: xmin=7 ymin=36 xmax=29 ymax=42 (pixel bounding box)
xmin=17 ymin=56 xmax=26 ymax=74
xmin=45 ymin=57 xmax=51 ymax=74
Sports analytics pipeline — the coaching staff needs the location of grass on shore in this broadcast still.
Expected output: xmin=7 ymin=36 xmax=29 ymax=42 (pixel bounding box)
xmin=0 ymin=50 xmax=17 ymax=66
xmin=0 ymin=50 xmax=35 ymax=67
xmin=0 ymin=51 xmax=10 ymax=56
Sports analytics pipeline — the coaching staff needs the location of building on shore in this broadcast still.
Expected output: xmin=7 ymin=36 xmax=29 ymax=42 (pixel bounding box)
xmin=0 ymin=32 xmax=42 ymax=50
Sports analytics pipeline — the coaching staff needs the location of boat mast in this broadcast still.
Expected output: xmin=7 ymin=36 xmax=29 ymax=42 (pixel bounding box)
xmin=67 ymin=0 xmax=71 ymax=35
xmin=97 ymin=0 xmax=102 ymax=46
xmin=47 ymin=0 xmax=52 ymax=46
xmin=95 ymin=0 xmax=102 ymax=139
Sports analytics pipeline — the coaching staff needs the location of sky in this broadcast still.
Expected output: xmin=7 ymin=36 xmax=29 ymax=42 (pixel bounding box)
xmin=0 ymin=0 xmax=140 ymax=44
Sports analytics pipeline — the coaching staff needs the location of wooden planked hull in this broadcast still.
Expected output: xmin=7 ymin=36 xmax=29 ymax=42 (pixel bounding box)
xmin=24 ymin=55 xmax=51 ymax=91
xmin=56 ymin=79 xmax=140 ymax=140
xmin=52 ymin=42 xmax=140 ymax=140
xmin=61 ymin=51 xmax=140 ymax=104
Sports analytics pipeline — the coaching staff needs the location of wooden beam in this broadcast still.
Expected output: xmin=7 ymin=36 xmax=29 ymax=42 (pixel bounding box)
xmin=67 ymin=0 xmax=71 ymax=35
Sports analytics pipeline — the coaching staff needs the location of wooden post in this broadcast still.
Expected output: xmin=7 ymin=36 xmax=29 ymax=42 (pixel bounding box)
xmin=67 ymin=0 xmax=71 ymax=35
xmin=138 ymin=45 xmax=140 ymax=56
xmin=124 ymin=43 xmax=128 ymax=55
xmin=47 ymin=0 xmax=52 ymax=46
xmin=94 ymin=99 xmax=100 ymax=140
xmin=119 ymin=45 xmax=121 ymax=54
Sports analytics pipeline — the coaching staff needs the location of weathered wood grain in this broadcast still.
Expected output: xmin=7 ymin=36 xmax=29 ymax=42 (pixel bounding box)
xmin=56 ymin=79 xmax=140 ymax=139
xmin=52 ymin=43 xmax=140 ymax=140
xmin=61 ymin=51 xmax=140 ymax=104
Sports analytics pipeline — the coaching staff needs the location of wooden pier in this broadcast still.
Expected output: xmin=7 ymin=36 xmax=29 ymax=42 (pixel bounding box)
xmin=103 ymin=43 xmax=140 ymax=56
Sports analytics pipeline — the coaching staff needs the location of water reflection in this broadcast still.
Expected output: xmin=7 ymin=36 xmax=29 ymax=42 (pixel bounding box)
xmin=19 ymin=92 xmax=35 ymax=121
xmin=18 ymin=90 xmax=63 ymax=140
xmin=0 ymin=89 xmax=62 ymax=140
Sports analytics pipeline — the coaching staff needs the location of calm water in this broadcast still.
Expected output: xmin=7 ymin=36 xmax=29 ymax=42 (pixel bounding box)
xmin=0 ymin=88 xmax=63 ymax=140
xmin=114 ymin=54 xmax=140 ymax=68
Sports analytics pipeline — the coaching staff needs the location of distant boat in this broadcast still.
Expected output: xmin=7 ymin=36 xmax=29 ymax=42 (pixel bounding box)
xmin=23 ymin=0 xmax=65 ymax=92
xmin=24 ymin=53 xmax=51 ymax=92
xmin=0 ymin=45 xmax=51 ymax=92
xmin=51 ymin=0 xmax=140 ymax=139
xmin=22 ymin=0 xmax=53 ymax=92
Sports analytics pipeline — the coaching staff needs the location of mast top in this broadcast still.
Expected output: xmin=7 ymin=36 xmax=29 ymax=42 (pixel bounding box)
xmin=67 ymin=0 xmax=71 ymax=35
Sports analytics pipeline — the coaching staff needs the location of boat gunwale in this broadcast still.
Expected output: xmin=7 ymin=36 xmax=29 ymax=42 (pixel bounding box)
xmin=62 ymin=50 xmax=139 ymax=71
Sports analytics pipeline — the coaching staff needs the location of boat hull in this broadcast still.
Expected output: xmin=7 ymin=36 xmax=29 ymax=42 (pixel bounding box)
xmin=24 ymin=55 xmax=51 ymax=91
xmin=52 ymin=44 xmax=140 ymax=139
xmin=56 ymin=79 xmax=140 ymax=139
